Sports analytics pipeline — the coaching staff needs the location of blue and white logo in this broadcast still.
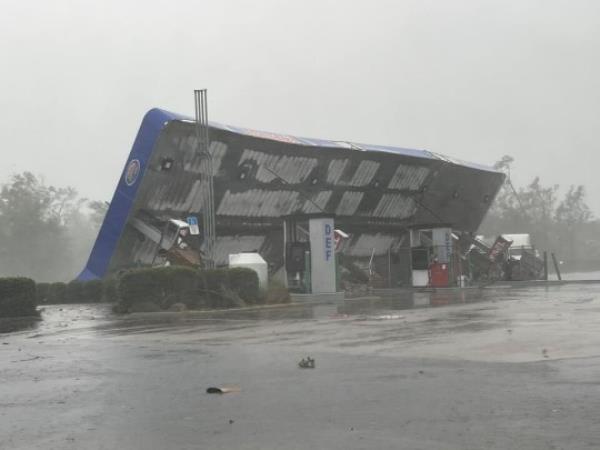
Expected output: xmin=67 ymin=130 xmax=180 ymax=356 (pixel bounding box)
xmin=124 ymin=159 xmax=141 ymax=186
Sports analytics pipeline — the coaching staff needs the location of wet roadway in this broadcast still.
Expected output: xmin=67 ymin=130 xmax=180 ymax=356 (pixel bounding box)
xmin=2 ymin=285 xmax=600 ymax=449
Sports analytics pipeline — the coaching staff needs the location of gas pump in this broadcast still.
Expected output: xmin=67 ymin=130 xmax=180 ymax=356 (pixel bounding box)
xmin=285 ymin=241 xmax=311 ymax=292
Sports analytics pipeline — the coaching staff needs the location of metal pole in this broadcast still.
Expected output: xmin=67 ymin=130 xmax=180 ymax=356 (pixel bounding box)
xmin=543 ymin=251 xmax=548 ymax=281
xmin=194 ymin=89 xmax=216 ymax=269
xmin=551 ymin=253 xmax=562 ymax=281
xmin=387 ymin=246 xmax=392 ymax=288
xmin=368 ymin=247 xmax=375 ymax=286
xmin=151 ymin=222 xmax=170 ymax=266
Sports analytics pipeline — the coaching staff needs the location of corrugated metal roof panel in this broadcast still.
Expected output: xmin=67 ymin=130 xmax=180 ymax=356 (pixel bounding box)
xmin=387 ymin=164 xmax=430 ymax=190
xmin=349 ymin=160 xmax=380 ymax=187
xmin=240 ymin=149 xmax=318 ymax=184
xmin=335 ymin=191 xmax=364 ymax=216
xmin=302 ymin=191 xmax=332 ymax=213
xmin=326 ymin=159 xmax=349 ymax=184
xmin=217 ymin=189 xmax=301 ymax=217
xmin=371 ymin=194 xmax=416 ymax=219
xmin=185 ymin=180 xmax=206 ymax=212
xmin=181 ymin=139 xmax=227 ymax=175
xmin=325 ymin=159 xmax=379 ymax=187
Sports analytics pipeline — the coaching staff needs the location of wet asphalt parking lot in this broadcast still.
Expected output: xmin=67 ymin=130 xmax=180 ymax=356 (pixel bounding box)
xmin=2 ymin=285 xmax=600 ymax=449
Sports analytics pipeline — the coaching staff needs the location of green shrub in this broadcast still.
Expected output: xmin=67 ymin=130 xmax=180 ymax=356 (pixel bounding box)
xmin=65 ymin=280 xmax=84 ymax=303
xmin=82 ymin=279 xmax=104 ymax=302
xmin=118 ymin=268 xmax=163 ymax=310
xmin=116 ymin=266 xmax=261 ymax=312
xmin=228 ymin=267 xmax=260 ymax=305
xmin=128 ymin=301 xmax=161 ymax=313
xmin=102 ymin=277 xmax=119 ymax=303
xmin=159 ymin=266 xmax=203 ymax=309
xmin=202 ymin=269 xmax=231 ymax=308
xmin=43 ymin=280 xmax=108 ymax=304
xmin=263 ymin=280 xmax=291 ymax=305
xmin=47 ymin=282 xmax=67 ymax=304
xmin=118 ymin=266 xmax=202 ymax=311
xmin=0 ymin=277 xmax=38 ymax=317
xmin=36 ymin=282 xmax=51 ymax=304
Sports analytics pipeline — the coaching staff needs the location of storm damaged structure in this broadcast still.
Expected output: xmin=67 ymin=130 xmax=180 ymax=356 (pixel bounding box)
xmin=79 ymin=108 xmax=505 ymax=288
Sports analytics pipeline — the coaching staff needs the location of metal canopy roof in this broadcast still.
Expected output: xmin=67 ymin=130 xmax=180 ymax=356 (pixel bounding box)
xmin=175 ymin=109 xmax=499 ymax=174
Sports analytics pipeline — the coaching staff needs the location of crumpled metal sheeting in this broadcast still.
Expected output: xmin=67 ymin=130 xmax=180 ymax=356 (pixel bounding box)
xmin=128 ymin=232 xmax=266 ymax=267
xmin=387 ymin=164 xmax=430 ymax=190
xmin=131 ymin=237 xmax=160 ymax=265
xmin=239 ymin=149 xmax=318 ymax=184
xmin=346 ymin=233 xmax=406 ymax=257
xmin=212 ymin=235 xmax=267 ymax=266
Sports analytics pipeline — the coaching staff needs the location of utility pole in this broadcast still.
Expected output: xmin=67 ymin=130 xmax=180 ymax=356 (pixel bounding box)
xmin=194 ymin=89 xmax=216 ymax=269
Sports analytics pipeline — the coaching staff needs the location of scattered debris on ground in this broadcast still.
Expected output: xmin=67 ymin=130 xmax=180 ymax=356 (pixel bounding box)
xmin=372 ymin=314 xmax=404 ymax=320
xmin=206 ymin=386 xmax=241 ymax=394
xmin=11 ymin=355 xmax=42 ymax=363
xmin=298 ymin=357 xmax=315 ymax=369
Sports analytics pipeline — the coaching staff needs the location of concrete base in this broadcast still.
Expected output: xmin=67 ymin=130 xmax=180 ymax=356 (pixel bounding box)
xmin=290 ymin=291 xmax=345 ymax=304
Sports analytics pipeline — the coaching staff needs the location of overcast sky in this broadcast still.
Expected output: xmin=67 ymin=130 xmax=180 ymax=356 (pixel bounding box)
xmin=2 ymin=0 xmax=599 ymax=212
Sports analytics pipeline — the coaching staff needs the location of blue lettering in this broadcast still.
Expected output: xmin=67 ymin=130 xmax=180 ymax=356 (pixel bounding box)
xmin=324 ymin=222 xmax=334 ymax=261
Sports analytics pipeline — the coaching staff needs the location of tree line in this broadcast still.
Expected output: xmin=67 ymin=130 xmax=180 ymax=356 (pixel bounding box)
xmin=479 ymin=155 xmax=599 ymax=266
xmin=0 ymin=172 xmax=107 ymax=282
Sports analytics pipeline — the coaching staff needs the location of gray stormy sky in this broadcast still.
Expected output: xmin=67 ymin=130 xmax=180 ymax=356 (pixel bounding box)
xmin=1 ymin=0 xmax=599 ymax=213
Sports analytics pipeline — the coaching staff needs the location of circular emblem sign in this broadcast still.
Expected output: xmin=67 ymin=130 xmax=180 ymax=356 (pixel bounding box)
xmin=124 ymin=159 xmax=141 ymax=186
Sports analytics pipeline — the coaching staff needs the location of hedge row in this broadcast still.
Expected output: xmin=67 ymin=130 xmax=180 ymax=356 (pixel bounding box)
xmin=24 ymin=265 xmax=288 ymax=313
xmin=0 ymin=277 xmax=38 ymax=318
xmin=36 ymin=278 xmax=119 ymax=305
xmin=117 ymin=266 xmax=262 ymax=312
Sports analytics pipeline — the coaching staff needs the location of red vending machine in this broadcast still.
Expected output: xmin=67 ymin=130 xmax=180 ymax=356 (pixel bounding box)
xmin=429 ymin=263 xmax=449 ymax=287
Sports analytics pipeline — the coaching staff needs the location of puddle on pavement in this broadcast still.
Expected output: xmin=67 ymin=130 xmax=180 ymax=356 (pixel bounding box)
xmin=0 ymin=316 xmax=41 ymax=334
xmin=2 ymin=285 xmax=597 ymax=338
xmin=0 ymin=304 xmax=113 ymax=336
xmin=340 ymin=289 xmax=500 ymax=316
xmin=0 ymin=290 xmax=500 ymax=337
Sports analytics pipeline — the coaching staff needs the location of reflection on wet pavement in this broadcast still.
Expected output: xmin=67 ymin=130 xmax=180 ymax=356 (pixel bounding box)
xmin=0 ymin=316 xmax=41 ymax=334
xmin=2 ymin=285 xmax=600 ymax=362
xmin=2 ymin=284 xmax=600 ymax=450
xmin=0 ymin=284 xmax=596 ymax=338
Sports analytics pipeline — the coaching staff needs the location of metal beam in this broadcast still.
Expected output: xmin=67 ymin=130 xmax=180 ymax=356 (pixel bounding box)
xmin=194 ymin=89 xmax=216 ymax=268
